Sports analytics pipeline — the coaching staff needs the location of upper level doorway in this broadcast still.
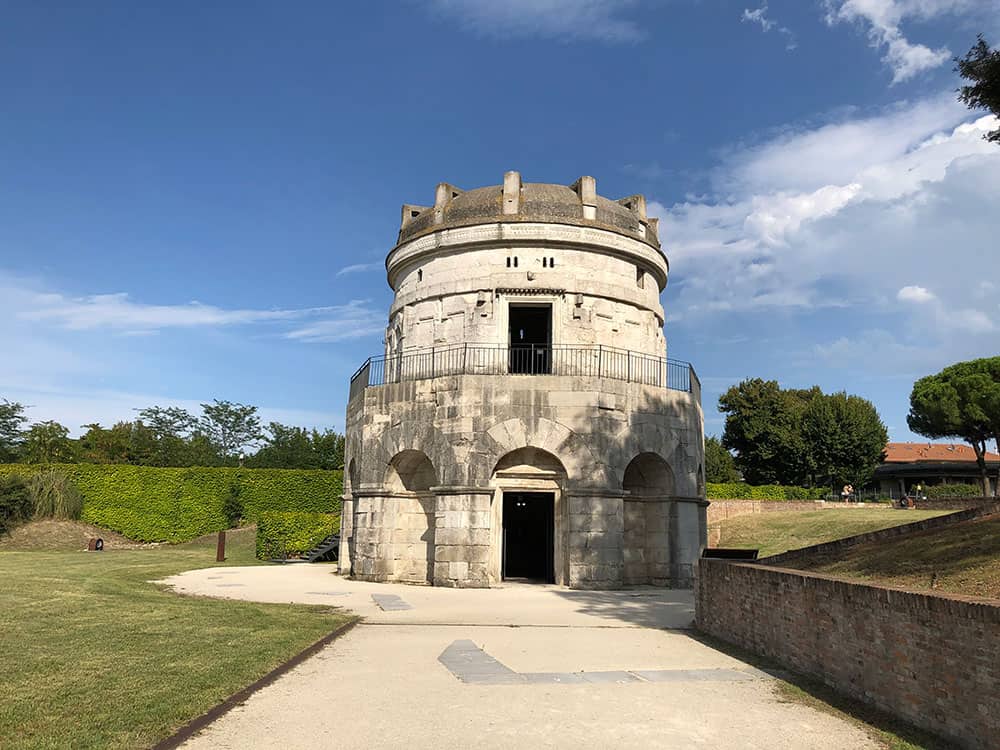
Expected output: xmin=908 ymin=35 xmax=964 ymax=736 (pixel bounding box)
xmin=508 ymin=304 xmax=551 ymax=374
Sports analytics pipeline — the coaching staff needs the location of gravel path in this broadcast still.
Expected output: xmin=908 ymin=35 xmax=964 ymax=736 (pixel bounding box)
xmin=162 ymin=566 xmax=877 ymax=749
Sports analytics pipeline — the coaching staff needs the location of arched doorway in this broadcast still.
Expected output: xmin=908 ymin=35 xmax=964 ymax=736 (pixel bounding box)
xmin=383 ymin=450 xmax=437 ymax=583
xmin=622 ymin=452 xmax=676 ymax=585
xmin=490 ymin=447 xmax=567 ymax=584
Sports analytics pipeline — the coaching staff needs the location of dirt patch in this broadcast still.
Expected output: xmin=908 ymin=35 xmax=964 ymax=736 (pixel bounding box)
xmin=0 ymin=519 xmax=151 ymax=551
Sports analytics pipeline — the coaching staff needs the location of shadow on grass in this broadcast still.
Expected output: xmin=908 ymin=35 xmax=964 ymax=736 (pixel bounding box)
xmin=689 ymin=631 xmax=959 ymax=750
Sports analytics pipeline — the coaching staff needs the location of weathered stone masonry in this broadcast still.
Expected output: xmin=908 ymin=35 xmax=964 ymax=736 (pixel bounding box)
xmin=340 ymin=172 xmax=706 ymax=589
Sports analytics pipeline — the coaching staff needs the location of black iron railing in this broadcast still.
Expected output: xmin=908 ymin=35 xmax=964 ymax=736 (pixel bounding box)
xmin=349 ymin=343 xmax=696 ymax=396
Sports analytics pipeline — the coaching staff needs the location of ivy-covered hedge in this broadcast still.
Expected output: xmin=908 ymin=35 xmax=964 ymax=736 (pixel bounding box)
xmin=0 ymin=464 xmax=342 ymax=542
xmin=706 ymin=482 xmax=827 ymax=500
xmin=256 ymin=511 xmax=340 ymax=560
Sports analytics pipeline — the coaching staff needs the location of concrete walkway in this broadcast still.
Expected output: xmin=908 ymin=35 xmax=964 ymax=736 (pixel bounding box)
xmin=161 ymin=566 xmax=876 ymax=749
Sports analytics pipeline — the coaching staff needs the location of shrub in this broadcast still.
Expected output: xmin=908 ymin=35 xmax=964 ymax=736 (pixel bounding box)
xmin=0 ymin=464 xmax=343 ymax=542
xmin=27 ymin=470 xmax=83 ymax=520
xmin=922 ymin=483 xmax=986 ymax=499
xmin=0 ymin=475 xmax=32 ymax=535
xmin=706 ymin=482 xmax=826 ymax=500
xmin=255 ymin=511 xmax=339 ymax=560
xmin=222 ymin=481 xmax=244 ymax=528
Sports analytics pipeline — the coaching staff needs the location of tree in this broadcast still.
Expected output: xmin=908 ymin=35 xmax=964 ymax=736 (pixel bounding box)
xmin=719 ymin=379 xmax=810 ymax=485
xmin=720 ymin=379 xmax=887 ymax=488
xmin=0 ymin=399 xmax=28 ymax=462
xmin=78 ymin=423 xmax=133 ymax=464
xmin=803 ymin=392 xmax=887 ymax=490
xmin=136 ymin=406 xmax=199 ymax=466
xmin=248 ymin=423 xmax=345 ymax=470
xmin=704 ymin=436 xmax=739 ymax=482
xmin=199 ymin=400 xmax=262 ymax=462
xmin=23 ymin=421 xmax=76 ymax=464
xmin=908 ymin=357 xmax=1000 ymax=496
xmin=957 ymin=35 xmax=1000 ymax=143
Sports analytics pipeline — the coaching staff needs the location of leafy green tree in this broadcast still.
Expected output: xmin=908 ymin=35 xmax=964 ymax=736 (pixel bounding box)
xmin=0 ymin=399 xmax=29 ymax=462
xmin=802 ymin=392 xmax=887 ymax=490
xmin=908 ymin=356 xmax=1000 ymax=496
xmin=136 ymin=406 xmax=199 ymax=466
xmin=79 ymin=423 xmax=134 ymax=464
xmin=957 ymin=35 xmax=1000 ymax=143
xmin=719 ymin=379 xmax=810 ymax=485
xmin=248 ymin=423 xmax=345 ymax=470
xmin=721 ymin=380 xmax=886 ymax=488
xmin=199 ymin=400 xmax=262 ymax=462
xmin=704 ymin=436 xmax=739 ymax=482
xmin=23 ymin=421 xmax=76 ymax=464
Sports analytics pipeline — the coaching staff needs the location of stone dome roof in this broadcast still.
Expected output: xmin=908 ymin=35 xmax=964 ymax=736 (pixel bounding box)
xmin=396 ymin=172 xmax=660 ymax=249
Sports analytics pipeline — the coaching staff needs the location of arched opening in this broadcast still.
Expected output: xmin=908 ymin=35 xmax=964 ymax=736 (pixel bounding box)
xmin=383 ymin=450 xmax=437 ymax=584
xmin=347 ymin=458 xmax=359 ymax=495
xmin=384 ymin=450 xmax=437 ymax=492
xmin=622 ymin=452 xmax=675 ymax=497
xmin=622 ymin=453 xmax=676 ymax=586
xmin=491 ymin=447 xmax=566 ymax=584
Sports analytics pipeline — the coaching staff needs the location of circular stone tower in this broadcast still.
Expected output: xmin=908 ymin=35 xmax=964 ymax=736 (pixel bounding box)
xmin=341 ymin=172 xmax=706 ymax=589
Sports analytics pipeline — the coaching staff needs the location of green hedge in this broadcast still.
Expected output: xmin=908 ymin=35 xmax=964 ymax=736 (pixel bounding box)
xmin=922 ymin=483 xmax=985 ymax=499
xmin=706 ymin=482 xmax=827 ymax=500
xmin=0 ymin=464 xmax=342 ymax=543
xmin=256 ymin=511 xmax=340 ymax=560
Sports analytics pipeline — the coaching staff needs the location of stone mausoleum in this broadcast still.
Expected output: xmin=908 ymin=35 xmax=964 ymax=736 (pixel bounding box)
xmin=340 ymin=172 xmax=706 ymax=589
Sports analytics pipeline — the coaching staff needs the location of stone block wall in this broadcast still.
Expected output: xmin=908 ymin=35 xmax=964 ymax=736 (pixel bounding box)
xmin=433 ymin=491 xmax=492 ymax=587
xmin=696 ymin=559 xmax=1000 ymax=749
xmin=567 ymin=493 xmax=623 ymax=588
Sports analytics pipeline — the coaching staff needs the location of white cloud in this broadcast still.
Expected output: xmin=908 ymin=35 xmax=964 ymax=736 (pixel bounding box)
xmin=336 ymin=262 xmax=382 ymax=276
xmin=427 ymin=0 xmax=645 ymax=42
xmin=897 ymin=285 xmax=935 ymax=303
xmin=651 ymin=95 xmax=1000 ymax=353
xmin=285 ymin=300 xmax=386 ymax=343
xmin=4 ymin=274 xmax=384 ymax=340
xmin=823 ymin=0 xmax=985 ymax=83
xmin=741 ymin=3 xmax=797 ymax=50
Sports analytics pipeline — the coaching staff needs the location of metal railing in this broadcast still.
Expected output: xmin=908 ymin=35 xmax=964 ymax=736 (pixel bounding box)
xmin=349 ymin=343 xmax=695 ymax=395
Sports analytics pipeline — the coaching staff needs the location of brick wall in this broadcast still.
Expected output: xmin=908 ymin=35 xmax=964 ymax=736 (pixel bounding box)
xmin=696 ymin=559 xmax=1000 ymax=749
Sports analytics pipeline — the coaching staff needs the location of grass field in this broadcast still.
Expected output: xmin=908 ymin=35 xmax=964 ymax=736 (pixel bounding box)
xmin=715 ymin=509 xmax=950 ymax=558
xmin=799 ymin=515 xmax=1000 ymax=600
xmin=0 ymin=526 xmax=352 ymax=750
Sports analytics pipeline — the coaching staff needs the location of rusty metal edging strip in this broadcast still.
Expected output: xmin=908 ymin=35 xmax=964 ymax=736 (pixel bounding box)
xmin=151 ymin=619 xmax=358 ymax=750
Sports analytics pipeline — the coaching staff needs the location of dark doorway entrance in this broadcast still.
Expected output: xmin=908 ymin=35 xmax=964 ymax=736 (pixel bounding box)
xmin=508 ymin=304 xmax=551 ymax=374
xmin=502 ymin=492 xmax=555 ymax=582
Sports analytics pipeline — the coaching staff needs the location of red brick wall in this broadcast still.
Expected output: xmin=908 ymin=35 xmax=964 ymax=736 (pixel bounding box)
xmin=696 ymin=559 xmax=1000 ymax=749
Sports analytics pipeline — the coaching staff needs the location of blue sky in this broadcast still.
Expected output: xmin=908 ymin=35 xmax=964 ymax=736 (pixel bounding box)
xmin=2 ymin=0 xmax=998 ymax=440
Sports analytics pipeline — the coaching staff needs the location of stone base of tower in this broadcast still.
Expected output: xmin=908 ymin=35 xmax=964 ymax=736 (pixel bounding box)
xmin=340 ymin=373 xmax=706 ymax=590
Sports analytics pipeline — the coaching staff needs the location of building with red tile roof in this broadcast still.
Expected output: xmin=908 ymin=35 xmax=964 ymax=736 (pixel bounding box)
xmin=874 ymin=442 xmax=999 ymax=497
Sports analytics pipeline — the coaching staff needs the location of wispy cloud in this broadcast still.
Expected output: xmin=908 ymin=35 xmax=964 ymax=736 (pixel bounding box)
xmin=427 ymin=0 xmax=646 ymax=43
xmin=285 ymin=300 xmax=386 ymax=343
xmin=741 ymin=3 xmax=797 ymax=50
xmin=4 ymin=273 xmax=385 ymax=342
xmin=336 ymin=262 xmax=382 ymax=276
xmin=822 ymin=0 xmax=988 ymax=84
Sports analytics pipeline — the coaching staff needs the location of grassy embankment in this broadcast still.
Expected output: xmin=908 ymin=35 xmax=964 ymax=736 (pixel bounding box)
xmin=799 ymin=515 xmax=1000 ymax=600
xmin=716 ymin=508 xmax=949 ymax=558
xmin=0 ymin=525 xmax=351 ymax=750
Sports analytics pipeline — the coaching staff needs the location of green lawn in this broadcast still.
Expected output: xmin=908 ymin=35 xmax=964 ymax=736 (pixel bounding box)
xmin=0 ymin=528 xmax=352 ymax=750
xmin=716 ymin=509 xmax=950 ymax=558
